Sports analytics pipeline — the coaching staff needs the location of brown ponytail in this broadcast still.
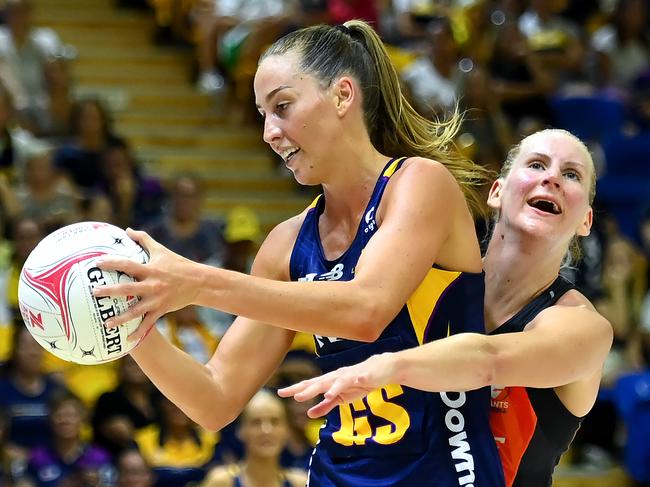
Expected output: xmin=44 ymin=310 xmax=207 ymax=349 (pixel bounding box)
xmin=262 ymin=20 xmax=493 ymax=216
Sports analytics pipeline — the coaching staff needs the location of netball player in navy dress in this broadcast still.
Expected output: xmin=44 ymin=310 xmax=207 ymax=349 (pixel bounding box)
xmin=95 ymin=20 xmax=505 ymax=487
xmin=282 ymin=129 xmax=613 ymax=487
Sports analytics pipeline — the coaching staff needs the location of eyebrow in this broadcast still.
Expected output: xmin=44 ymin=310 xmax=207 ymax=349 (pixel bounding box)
xmin=529 ymin=152 xmax=585 ymax=169
xmin=255 ymin=85 xmax=291 ymax=109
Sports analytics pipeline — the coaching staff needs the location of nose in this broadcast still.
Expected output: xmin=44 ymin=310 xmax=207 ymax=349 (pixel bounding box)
xmin=542 ymin=166 xmax=561 ymax=189
xmin=263 ymin=116 xmax=281 ymax=145
xmin=260 ymin=419 xmax=274 ymax=434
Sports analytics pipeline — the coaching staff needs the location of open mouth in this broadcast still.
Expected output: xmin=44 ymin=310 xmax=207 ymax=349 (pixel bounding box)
xmin=282 ymin=148 xmax=300 ymax=163
xmin=527 ymin=198 xmax=561 ymax=215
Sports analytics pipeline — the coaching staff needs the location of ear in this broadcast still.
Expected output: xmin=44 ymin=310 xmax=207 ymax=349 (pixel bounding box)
xmin=576 ymin=206 xmax=593 ymax=237
xmin=486 ymin=178 xmax=503 ymax=211
xmin=332 ymin=76 xmax=355 ymax=117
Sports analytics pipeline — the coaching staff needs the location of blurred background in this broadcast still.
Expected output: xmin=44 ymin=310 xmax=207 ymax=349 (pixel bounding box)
xmin=0 ymin=0 xmax=648 ymax=485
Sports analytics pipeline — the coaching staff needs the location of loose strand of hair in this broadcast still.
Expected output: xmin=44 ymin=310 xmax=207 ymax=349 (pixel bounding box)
xmin=345 ymin=20 xmax=492 ymax=217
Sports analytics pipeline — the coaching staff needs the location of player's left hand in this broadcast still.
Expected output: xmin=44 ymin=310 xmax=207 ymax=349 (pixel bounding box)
xmin=93 ymin=228 xmax=202 ymax=342
xmin=278 ymin=353 xmax=395 ymax=418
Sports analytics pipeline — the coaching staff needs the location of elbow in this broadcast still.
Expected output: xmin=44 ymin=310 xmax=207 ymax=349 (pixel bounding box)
xmin=349 ymin=299 xmax=393 ymax=343
xmin=194 ymin=407 xmax=237 ymax=432
xmin=474 ymin=335 xmax=499 ymax=388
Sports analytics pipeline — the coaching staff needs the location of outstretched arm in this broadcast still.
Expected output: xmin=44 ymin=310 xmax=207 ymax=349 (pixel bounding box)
xmin=124 ymin=221 xmax=298 ymax=431
xmin=96 ymin=159 xmax=473 ymax=342
xmin=280 ymin=303 xmax=613 ymax=418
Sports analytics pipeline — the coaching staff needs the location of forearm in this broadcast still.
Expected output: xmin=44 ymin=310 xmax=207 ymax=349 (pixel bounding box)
xmin=194 ymin=264 xmax=384 ymax=341
xmin=130 ymin=329 xmax=235 ymax=430
xmin=389 ymin=333 xmax=497 ymax=392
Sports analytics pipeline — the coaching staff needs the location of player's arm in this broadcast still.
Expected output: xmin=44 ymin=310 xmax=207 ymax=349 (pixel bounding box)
xmin=193 ymin=159 xmax=462 ymax=341
xmin=282 ymin=302 xmax=612 ymax=418
xmin=98 ymin=159 xmax=466 ymax=342
xmin=127 ymin=220 xmax=298 ymax=431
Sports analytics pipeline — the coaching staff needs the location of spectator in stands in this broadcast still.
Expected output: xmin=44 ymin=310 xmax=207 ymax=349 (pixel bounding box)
xmin=591 ymin=0 xmax=650 ymax=92
xmin=158 ymin=305 xmax=219 ymax=363
xmin=401 ymin=17 xmax=463 ymax=117
xmin=0 ymin=405 xmax=30 ymax=486
xmin=201 ymin=389 xmax=307 ymax=487
xmin=327 ymin=0 xmax=378 ymax=25
xmin=135 ymin=395 xmax=221 ymax=487
xmin=630 ymin=71 xmax=650 ymax=132
xmin=0 ymin=326 xmax=68 ymax=452
xmin=54 ymin=98 xmax=118 ymax=195
xmin=116 ymin=449 xmax=154 ymax=487
xmin=145 ymin=174 xmax=226 ymax=265
xmin=0 ymin=172 xmax=21 ymax=241
xmin=451 ymin=0 xmax=496 ymax=66
xmin=100 ymin=138 xmax=165 ymax=228
xmin=223 ymin=205 xmax=261 ymax=274
xmin=91 ymin=356 xmax=157 ymax=459
xmin=272 ymin=353 xmax=322 ymax=471
xmin=571 ymin=216 xmax=645 ymax=468
xmin=517 ymin=0 xmax=586 ymax=89
xmin=458 ymin=65 xmax=513 ymax=171
xmin=0 ymin=0 xmax=72 ymax=136
xmin=487 ymin=20 xmax=555 ymax=127
xmin=0 ymin=217 xmax=42 ymax=323
xmin=386 ymin=0 xmax=446 ymax=46
xmin=193 ymin=0 xmax=294 ymax=97
xmin=15 ymin=149 xmax=79 ymax=234
xmin=26 ymin=391 xmax=115 ymax=487
xmin=0 ymin=81 xmax=49 ymax=186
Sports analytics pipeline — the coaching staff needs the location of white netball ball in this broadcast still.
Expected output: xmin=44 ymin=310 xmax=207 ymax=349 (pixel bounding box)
xmin=18 ymin=222 xmax=149 ymax=364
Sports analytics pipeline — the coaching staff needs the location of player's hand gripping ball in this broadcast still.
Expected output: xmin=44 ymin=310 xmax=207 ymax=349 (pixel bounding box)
xmin=18 ymin=222 xmax=149 ymax=364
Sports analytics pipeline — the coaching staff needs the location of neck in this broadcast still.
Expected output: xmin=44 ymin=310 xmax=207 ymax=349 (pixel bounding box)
xmin=483 ymin=223 xmax=564 ymax=329
xmin=55 ymin=437 xmax=82 ymax=462
xmin=79 ymin=133 xmax=104 ymax=151
xmin=169 ymin=217 xmax=199 ymax=237
xmin=167 ymin=425 xmax=190 ymax=441
xmin=241 ymin=457 xmax=282 ymax=486
xmin=320 ymin=141 xmax=389 ymax=226
xmin=13 ymin=370 xmax=43 ymax=394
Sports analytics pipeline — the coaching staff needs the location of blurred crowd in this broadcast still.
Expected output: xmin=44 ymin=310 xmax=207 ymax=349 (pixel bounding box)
xmin=0 ymin=0 xmax=648 ymax=485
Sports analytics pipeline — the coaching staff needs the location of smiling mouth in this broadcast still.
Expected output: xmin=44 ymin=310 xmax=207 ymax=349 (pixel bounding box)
xmin=282 ymin=148 xmax=300 ymax=164
xmin=527 ymin=199 xmax=561 ymax=215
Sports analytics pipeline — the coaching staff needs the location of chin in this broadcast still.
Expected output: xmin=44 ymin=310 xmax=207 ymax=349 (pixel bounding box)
xmin=518 ymin=218 xmax=560 ymax=240
xmin=293 ymin=171 xmax=321 ymax=187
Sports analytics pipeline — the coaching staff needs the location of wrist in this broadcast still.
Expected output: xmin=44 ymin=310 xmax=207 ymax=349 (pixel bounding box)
xmin=381 ymin=352 xmax=402 ymax=385
xmin=192 ymin=261 xmax=226 ymax=307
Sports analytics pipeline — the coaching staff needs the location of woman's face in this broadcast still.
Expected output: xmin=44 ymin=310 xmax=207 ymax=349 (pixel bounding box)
xmin=13 ymin=327 xmax=43 ymax=375
xmin=254 ymin=52 xmax=342 ymax=186
xmin=488 ymin=131 xmax=593 ymax=244
xmin=118 ymin=451 xmax=153 ymax=487
xmin=78 ymin=102 xmax=105 ymax=138
xmin=239 ymin=394 xmax=288 ymax=459
xmin=51 ymin=400 xmax=84 ymax=441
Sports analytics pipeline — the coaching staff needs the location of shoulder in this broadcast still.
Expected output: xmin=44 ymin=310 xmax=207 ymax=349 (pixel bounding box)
xmin=82 ymin=445 xmax=112 ymax=464
xmin=250 ymin=208 xmax=310 ymax=280
xmin=285 ymin=468 xmax=308 ymax=487
xmin=202 ymin=465 xmax=235 ymax=487
xmin=382 ymin=157 xmax=464 ymax=210
xmin=532 ymin=288 xmax=612 ymax=341
xmin=388 ymin=157 xmax=459 ymax=191
xmin=557 ymin=287 xmax=599 ymax=312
